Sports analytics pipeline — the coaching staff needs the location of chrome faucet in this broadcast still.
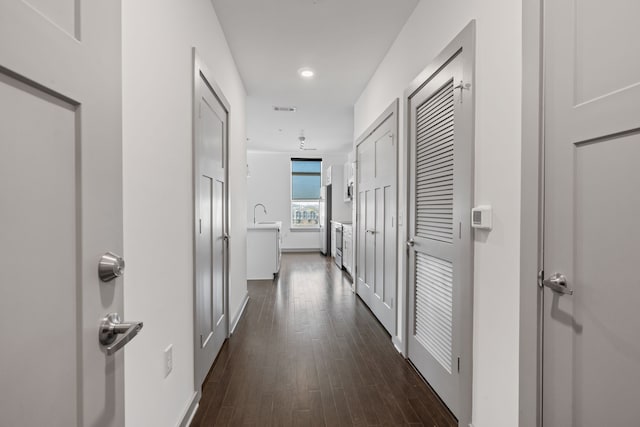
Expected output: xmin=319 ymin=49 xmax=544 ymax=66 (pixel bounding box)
xmin=253 ymin=203 xmax=267 ymax=224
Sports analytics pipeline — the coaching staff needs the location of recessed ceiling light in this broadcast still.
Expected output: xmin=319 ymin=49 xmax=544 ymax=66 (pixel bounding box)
xmin=298 ymin=67 xmax=315 ymax=79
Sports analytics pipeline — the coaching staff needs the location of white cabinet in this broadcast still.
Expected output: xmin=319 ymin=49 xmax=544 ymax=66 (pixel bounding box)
xmin=247 ymin=222 xmax=282 ymax=280
xmin=343 ymin=224 xmax=353 ymax=275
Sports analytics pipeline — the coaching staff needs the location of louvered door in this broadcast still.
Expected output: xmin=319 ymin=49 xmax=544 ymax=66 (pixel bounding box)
xmin=407 ymin=40 xmax=473 ymax=422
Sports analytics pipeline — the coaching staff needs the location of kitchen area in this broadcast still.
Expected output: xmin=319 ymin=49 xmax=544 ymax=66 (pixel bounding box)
xmin=246 ymin=151 xmax=355 ymax=280
xmin=324 ymin=158 xmax=355 ymax=278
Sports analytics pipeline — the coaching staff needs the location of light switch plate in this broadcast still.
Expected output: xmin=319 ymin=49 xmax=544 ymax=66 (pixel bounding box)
xmin=164 ymin=344 xmax=173 ymax=378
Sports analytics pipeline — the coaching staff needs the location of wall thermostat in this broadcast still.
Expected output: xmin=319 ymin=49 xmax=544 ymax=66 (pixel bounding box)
xmin=471 ymin=205 xmax=492 ymax=230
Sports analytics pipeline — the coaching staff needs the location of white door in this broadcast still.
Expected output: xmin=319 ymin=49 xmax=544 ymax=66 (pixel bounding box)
xmin=194 ymin=53 xmax=230 ymax=389
xmin=406 ymin=25 xmax=474 ymax=422
xmin=542 ymin=1 xmax=640 ymax=425
xmin=356 ymin=105 xmax=397 ymax=335
xmin=0 ymin=1 xmax=127 ymax=426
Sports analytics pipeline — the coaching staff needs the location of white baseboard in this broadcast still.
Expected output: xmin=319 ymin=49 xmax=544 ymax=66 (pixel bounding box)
xmin=392 ymin=335 xmax=406 ymax=356
xmin=281 ymin=248 xmax=321 ymax=253
xmin=230 ymin=292 xmax=249 ymax=335
xmin=177 ymin=391 xmax=199 ymax=427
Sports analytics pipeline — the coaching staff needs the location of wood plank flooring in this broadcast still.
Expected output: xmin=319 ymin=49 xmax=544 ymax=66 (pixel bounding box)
xmin=191 ymin=253 xmax=456 ymax=427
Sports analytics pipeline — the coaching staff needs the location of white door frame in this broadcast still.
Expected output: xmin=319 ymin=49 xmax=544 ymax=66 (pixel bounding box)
xmin=192 ymin=48 xmax=231 ymax=396
xmin=520 ymin=1 xmax=544 ymax=426
xmin=354 ymin=99 xmax=400 ymax=337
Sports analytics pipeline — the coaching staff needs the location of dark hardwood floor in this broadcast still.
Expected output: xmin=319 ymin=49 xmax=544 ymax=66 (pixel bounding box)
xmin=191 ymin=253 xmax=456 ymax=426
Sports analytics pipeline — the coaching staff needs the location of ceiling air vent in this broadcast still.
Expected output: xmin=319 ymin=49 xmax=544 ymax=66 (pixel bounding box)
xmin=273 ymin=106 xmax=297 ymax=112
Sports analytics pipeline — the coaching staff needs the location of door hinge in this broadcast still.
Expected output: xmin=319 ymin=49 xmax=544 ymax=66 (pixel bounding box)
xmin=457 ymin=357 xmax=460 ymax=373
xmin=453 ymin=80 xmax=471 ymax=104
xmin=199 ymin=218 xmax=202 ymax=234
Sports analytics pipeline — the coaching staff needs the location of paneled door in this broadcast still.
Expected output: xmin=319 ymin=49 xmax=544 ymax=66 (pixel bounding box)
xmin=0 ymin=1 xmax=128 ymax=426
xmin=406 ymin=23 xmax=474 ymax=425
xmin=356 ymin=101 xmax=398 ymax=335
xmin=193 ymin=51 xmax=230 ymax=389
xmin=541 ymin=2 xmax=640 ymax=425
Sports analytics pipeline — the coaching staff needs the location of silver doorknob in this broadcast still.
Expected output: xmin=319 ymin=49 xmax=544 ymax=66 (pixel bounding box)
xmin=223 ymin=233 xmax=230 ymax=242
xmin=406 ymin=239 xmax=415 ymax=247
xmin=539 ymin=272 xmax=573 ymax=295
xmin=98 ymin=252 xmax=125 ymax=282
xmin=99 ymin=313 xmax=143 ymax=355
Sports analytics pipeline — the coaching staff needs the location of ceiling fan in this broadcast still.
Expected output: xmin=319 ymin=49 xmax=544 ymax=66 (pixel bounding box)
xmin=298 ymin=131 xmax=317 ymax=151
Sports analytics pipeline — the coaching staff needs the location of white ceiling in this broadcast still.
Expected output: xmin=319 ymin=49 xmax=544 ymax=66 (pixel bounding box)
xmin=211 ymin=0 xmax=419 ymax=153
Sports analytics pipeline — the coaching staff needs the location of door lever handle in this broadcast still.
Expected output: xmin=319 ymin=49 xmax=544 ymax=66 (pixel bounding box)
xmin=539 ymin=272 xmax=573 ymax=295
xmin=99 ymin=313 xmax=143 ymax=356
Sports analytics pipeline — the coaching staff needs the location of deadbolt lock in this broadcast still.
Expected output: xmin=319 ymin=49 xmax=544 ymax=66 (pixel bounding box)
xmin=98 ymin=252 xmax=125 ymax=282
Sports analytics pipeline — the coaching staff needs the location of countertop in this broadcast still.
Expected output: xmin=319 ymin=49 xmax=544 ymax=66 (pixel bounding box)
xmin=247 ymin=221 xmax=282 ymax=230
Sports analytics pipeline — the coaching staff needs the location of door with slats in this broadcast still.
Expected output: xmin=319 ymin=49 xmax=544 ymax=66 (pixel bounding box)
xmin=356 ymin=102 xmax=398 ymax=335
xmin=406 ymin=24 xmax=474 ymax=424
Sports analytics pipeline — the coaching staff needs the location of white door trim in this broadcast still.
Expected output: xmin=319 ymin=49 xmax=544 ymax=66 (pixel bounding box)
xmin=520 ymin=1 xmax=544 ymax=426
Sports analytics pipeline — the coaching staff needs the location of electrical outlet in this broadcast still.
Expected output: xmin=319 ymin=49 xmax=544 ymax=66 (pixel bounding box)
xmin=164 ymin=345 xmax=173 ymax=378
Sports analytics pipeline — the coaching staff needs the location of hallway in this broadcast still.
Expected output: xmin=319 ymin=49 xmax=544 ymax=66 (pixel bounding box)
xmin=192 ymin=253 xmax=456 ymax=426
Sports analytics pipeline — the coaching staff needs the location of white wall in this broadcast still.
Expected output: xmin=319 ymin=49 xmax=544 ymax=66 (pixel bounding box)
xmin=354 ymin=2 xmax=522 ymax=427
xmin=247 ymin=151 xmax=351 ymax=251
xmin=122 ymin=0 xmax=247 ymax=425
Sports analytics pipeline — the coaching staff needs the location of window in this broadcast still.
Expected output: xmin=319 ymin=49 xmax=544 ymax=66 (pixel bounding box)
xmin=291 ymin=158 xmax=322 ymax=228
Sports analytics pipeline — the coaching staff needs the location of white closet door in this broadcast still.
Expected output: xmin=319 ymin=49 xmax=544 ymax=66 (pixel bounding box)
xmin=193 ymin=52 xmax=230 ymax=389
xmin=355 ymin=102 xmax=398 ymax=335
xmin=406 ymin=23 xmax=474 ymax=425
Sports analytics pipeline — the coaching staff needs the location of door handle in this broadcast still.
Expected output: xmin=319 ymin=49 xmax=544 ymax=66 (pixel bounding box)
xmin=539 ymin=272 xmax=573 ymax=295
xmin=406 ymin=239 xmax=415 ymax=247
xmin=99 ymin=313 xmax=143 ymax=355
xmin=223 ymin=233 xmax=230 ymax=242
xmin=366 ymin=229 xmax=376 ymax=234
